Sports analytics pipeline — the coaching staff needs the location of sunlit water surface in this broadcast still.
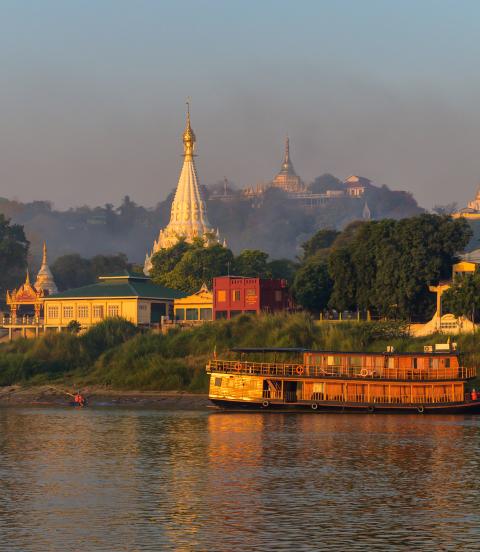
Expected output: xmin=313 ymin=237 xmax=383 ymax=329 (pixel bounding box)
xmin=0 ymin=408 xmax=479 ymax=551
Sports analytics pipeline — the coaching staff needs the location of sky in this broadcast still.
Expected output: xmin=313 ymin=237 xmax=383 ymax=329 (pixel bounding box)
xmin=0 ymin=0 xmax=480 ymax=210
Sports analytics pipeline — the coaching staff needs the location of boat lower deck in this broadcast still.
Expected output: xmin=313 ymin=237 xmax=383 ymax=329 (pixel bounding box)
xmin=210 ymin=397 xmax=480 ymax=414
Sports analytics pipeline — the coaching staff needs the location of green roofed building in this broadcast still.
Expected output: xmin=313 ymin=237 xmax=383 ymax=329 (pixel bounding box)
xmin=43 ymin=271 xmax=186 ymax=330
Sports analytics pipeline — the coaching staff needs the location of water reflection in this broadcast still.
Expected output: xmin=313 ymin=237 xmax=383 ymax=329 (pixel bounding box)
xmin=0 ymin=409 xmax=479 ymax=551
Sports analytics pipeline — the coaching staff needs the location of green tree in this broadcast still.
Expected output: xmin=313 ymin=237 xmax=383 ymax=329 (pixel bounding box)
xmin=267 ymin=259 xmax=298 ymax=282
xmin=327 ymin=215 xmax=472 ymax=320
xmin=153 ymin=242 xmax=234 ymax=294
xmin=0 ymin=214 xmax=29 ymax=298
xmin=51 ymin=253 xmax=130 ymax=291
xmin=234 ymin=250 xmax=270 ymax=277
xmin=443 ymin=273 xmax=480 ymax=322
xmin=292 ymin=255 xmax=333 ymax=313
xmin=301 ymin=229 xmax=339 ymax=260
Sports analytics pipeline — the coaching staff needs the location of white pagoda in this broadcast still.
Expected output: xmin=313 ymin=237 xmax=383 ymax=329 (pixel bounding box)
xmin=144 ymin=105 xmax=220 ymax=274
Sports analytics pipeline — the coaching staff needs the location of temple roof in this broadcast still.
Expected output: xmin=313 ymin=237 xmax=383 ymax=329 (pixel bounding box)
xmin=35 ymin=241 xmax=58 ymax=295
xmin=271 ymin=137 xmax=304 ymax=192
xmin=47 ymin=273 xmax=186 ymax=300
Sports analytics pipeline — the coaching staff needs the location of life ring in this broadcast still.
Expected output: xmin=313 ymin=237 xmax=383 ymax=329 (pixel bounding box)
xmin=234 ymin=363 xmax=242 ymax=372
xmin=360 ymin=368 xmax=369 ymax=377
xmin=417 ymin=406 xmax=425 ymax=414
xmin=367 ymin=405 xmax=375 ymax=413
xmin=262 ymin=400 xmax=269 ymax=408
xmin=295 ymin=365 xmax=304 ymax=376
xmin=311 ymin=403 xmax=318 ymax=410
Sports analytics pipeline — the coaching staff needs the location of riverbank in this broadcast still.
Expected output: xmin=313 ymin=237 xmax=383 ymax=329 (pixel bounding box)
xmin=0 ymin=385 xmax=211 ymax=409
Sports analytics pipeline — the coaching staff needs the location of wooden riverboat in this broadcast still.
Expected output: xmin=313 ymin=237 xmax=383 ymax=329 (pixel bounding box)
xmin=206 ymin=344 xmax=480 ymax=413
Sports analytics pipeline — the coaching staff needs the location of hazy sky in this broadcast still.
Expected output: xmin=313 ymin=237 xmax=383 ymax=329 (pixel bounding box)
xmin=1 ymin=0 xmax=480 ymax=210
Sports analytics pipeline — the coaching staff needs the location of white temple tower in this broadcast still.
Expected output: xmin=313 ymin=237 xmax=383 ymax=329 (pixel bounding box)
xmin=144 ymin=105 xmax=219 ymax=274
xmin=35 ymin=241 xmax=58 ymax=295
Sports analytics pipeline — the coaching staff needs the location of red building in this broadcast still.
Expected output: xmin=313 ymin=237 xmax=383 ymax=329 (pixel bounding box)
xmin=213 ymin=276 xmax=291 ymax=319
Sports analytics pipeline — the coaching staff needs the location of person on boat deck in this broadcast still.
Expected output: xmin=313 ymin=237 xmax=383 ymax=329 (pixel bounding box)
xmin=471 ymin=389 xmax=478 ymax=401
xmin=74 ymin=392 xmax=86 ymax=407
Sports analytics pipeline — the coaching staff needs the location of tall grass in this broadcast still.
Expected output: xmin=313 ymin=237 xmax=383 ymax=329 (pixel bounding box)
xmin=0 ymin=314 xmax=477 ymax=391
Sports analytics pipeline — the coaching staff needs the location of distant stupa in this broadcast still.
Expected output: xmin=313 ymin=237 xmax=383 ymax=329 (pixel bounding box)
xmin=144 ymin=104 xmax=220 ymax=274
xmin=34 ymin=241 xmax=58 ymax=295
xmin=270 ymin=136 xmax=305 ymax=193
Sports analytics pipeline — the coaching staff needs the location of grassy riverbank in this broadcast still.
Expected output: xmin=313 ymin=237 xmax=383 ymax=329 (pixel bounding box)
xmin=0 ymin=315 xmax=478 ymax=394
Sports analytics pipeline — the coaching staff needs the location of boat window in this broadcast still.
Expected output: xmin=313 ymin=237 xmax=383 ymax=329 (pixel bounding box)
xmin=327 ymin=356 xmax=342 ymax=366
xmin=350 ymin=357 xmax=362 ymax=368
xmin=215 ymin=377 xmax=222 ymax=387
xmin=412 ymin=358 xmax=417 ymax=369
xmin=445 ymin=358 xmax=450 ymax=368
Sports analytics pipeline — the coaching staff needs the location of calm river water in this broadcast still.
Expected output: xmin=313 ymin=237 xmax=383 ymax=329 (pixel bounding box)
xmin=0 ymin=408 xmax=479 ymax=551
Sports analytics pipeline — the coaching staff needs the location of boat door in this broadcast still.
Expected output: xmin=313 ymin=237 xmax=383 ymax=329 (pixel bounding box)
xmin=284 ymin=381 xmax=298 ymax=403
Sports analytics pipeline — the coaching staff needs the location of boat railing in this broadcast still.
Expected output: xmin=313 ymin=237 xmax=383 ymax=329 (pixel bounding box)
xmin=207 ymin=359 xmax=476 ymax=380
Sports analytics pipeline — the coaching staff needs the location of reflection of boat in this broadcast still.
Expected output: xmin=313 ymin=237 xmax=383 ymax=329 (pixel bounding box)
xmin=206 ymin=344 xmax=480 ymax=413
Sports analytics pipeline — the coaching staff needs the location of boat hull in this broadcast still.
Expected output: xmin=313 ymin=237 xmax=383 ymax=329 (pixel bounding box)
xmin=209 ymin=398 xmax=480 ymax=414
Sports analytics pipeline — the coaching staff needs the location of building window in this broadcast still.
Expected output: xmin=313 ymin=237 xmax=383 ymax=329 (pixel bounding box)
xmin=217 ymin=290 xmax=226 ymax=302
xmin=78 ymin=306 xmax=89 ymax=319
xmin=175 ymin=308 xmax=185 ymax=321
xmin=139 ymin=304 xmax=147 ymax=311
xmin=48 ymin=306 xmax=59 ymax=318
xmin=275 ymin=290 xmax=282 ymax=302
xmin=108 ymin=305 xmax=120 ymax=317
xmin=200 ymin=308 xmax=212 ymax=320
xmin=230 ymin=310 xmax=242 ymax=317
xmin=232 ymin=290 xmax=241 ymax=301
xmin=216 ymin=311 xmax=228 ymax=319
xmin=63 ymin=306 xmax=74 ymax=319
xmin=93 ymin=306 xmax=104 ymax=319
xmin=186 ymin=308 xmax=199 ymax=321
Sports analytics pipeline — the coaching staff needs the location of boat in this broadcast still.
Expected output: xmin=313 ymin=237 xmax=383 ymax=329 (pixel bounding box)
xmin=206 ymin=343 xmax=480 ymax=413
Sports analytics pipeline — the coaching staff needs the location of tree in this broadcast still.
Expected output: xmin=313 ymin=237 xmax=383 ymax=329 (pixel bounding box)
xmin=234 ymin=250 xmax=270 ymax=277
xmin=327 ymin=214 xmax=472 ymax=320
xmin=51 ymin=253 xmax=131 ymax=291
xmin=443 ymin=273 xmax=480 ymax=322
xmin=267 ymin=259 xmax=298 ymax=283
xmin=301 ymin=229 xmax=339 ymax=260
xmin=153 ymin=242 xmax=234 ymax=294
xmin=0 ymin=214 xmax=29 ymax=298
xmin=293 ymin=256 xmax=333 ymax=313
xmin=150 ymin=239 xmax=193 ymax=281
xmin=309 ymin=173 xmax=344 ymax=194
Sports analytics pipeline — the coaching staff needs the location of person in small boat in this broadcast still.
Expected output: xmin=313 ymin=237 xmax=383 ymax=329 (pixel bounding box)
xmin=74 ymin=392 xmax=86 ymax=407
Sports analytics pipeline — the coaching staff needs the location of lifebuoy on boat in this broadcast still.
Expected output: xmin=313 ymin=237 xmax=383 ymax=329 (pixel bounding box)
xmin=295 ymin=365 xmax=304 ymax=376
xmin=262 ymin=400 xmax=269 ymax=408
xmin=311 ymin=403 xmax=318 ymax=410
xmin=234 ymin=363 xmax=242 ymax=372
xmin=367 ymin=405 xmax=375 ymax=413
xmin=417 ymin=406 xmax=425 ymax=414
xmin=360 ymin=368 xmax=369 ymax=377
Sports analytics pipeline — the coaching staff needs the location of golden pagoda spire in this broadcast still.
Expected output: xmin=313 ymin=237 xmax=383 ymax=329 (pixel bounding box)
xmin=284 ymin=135 xmax=290 ymax=166
xmin=25 ymin=268 xmax=31 ymax=286
xmin=183 ymin=100 xmax=196 ymax=159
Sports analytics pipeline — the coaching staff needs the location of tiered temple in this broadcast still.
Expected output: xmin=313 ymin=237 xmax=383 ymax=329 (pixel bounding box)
xmin=144 ymin=105 xmax=220 ymax=274
xmin=35 ymin=241 xmax=58 ymax=295
xmin=270 ymin=136 xmax=305 ymax=193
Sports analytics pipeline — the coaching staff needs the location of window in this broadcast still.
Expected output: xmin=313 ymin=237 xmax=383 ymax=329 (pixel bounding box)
xmin=215 ymin=377 xmax=222 ymax=387
xmin=232 ymin=290 xmax=241 ymax=301
xmin=216 ymin=311 xmax=228 ymax=319
xmin=78 ymin=306 xmax=89 ymax=319
xmin=217 ymin=290 xmax=226 ymax=302
xmin=275 ymin=290 xmax=282 ymax=302
xmin=200 ymin=308 xmax=212 ymax=320
xmin=445 ymin=358 xmax=450 ymax=368
xmin=175 ymin=308 xmax=185 ymax=321
xmin=138 ymin=304 xmax=147 ymax=311
xmin=63 ymin=306 xmax=74 ymax=319
xmin=108 ymin=305 xmax=120 ymax=317
xmin=186 ymin=308 xmax=199 ymax=321
xmin=48 ymin=306 xmax=59 ymax=318
xmin=93 ymin=306 xmax=104 ymax=319
xmin=230 ymin=310 xmax=242 ymax=317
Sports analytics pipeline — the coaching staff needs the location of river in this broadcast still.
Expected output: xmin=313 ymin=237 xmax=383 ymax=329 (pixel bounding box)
xmin=0 ymin=408 xmax=479 ymax=551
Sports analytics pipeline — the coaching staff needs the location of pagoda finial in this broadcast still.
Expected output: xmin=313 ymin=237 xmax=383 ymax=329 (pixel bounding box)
xmin=183 ymin=99 xmax=196 ymax=159
xmin=285 ymin=135 xmax=290 ymax=163
xmin=25 ymin=268 xmax=31 ymax=285
xmin=42 ymin=241 xmax=47 ymax=265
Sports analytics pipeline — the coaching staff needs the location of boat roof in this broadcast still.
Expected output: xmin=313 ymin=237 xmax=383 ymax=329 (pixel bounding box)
xmin=231 ymin=347 xmax=460 ymax=356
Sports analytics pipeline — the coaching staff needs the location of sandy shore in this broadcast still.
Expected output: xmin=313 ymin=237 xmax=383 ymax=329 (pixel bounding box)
xmin=0 ymin=385 xmax=212 ymax=410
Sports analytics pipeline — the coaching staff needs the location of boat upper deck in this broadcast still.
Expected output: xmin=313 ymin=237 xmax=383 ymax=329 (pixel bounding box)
xmin=207 ymin=347 xmax=476 ymax=381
